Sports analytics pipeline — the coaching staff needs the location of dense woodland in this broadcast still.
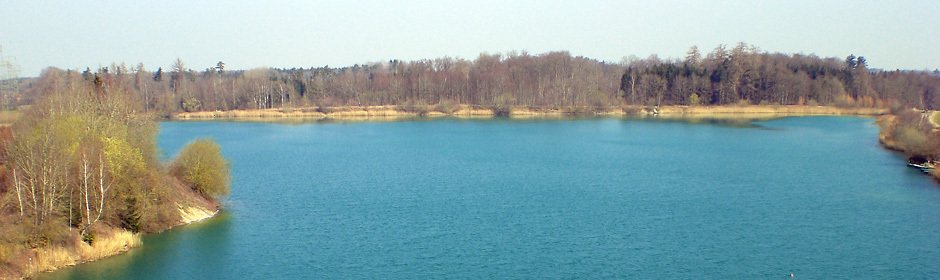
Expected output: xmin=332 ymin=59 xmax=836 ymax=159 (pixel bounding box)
xmin=3 ymin=44 xmax=939 ymax=115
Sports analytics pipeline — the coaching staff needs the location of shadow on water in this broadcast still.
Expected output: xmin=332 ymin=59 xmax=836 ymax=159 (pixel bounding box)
xmin=626 ymin=116 xmax=776 ymax=129
xmin=39 ymin=213 xmax=233 ymax=280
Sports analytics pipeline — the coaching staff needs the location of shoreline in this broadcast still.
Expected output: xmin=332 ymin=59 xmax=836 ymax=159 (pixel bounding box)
xmin=877 ymin=112 xmax=940 ymax=182
xmin=14 ymin=104 xmax=889 ymax=278
xmin=12 ymin=205 xmax=218 ymax=279
xmin=173 ymin=105 xmax=887 ymax=122
xmin=16 ymin=105 xmax=924 ymax=278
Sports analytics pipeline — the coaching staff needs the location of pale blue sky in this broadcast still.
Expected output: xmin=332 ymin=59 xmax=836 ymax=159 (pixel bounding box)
xmin=1 ymin=0 xmax=938 ymax=76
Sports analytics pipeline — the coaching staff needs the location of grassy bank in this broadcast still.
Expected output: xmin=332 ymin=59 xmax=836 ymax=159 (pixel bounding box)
xmin=8 ymin=227 xmax=142 ymax=278
xmin=0 ymin=111 xmax=19 ymax=125
xmin=932 ymin=111 xmax=940 ymax=128
xmin=174 ymin=105 xmax=885 ymax=121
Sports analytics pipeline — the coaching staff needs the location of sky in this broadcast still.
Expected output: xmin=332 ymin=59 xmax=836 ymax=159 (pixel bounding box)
xmin=1 ymin=0 xmax=938 ymax=77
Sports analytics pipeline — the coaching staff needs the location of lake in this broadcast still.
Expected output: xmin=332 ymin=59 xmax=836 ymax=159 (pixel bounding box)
xmin=41 ymin=116 xmax=940 ymax=279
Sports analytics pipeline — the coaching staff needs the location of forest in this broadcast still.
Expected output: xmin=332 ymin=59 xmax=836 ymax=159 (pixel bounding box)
xmin=4 ymin=43 xmax=938 ymax=115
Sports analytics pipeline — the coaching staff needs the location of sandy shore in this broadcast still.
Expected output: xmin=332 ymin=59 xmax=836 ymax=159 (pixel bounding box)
xmin=178 ymin=204 xmax=219 ymax=225
xmin=653 ymin=105 xmax=885 ymax=116
xmin=174 ymin=105 xmax=886 ymax=121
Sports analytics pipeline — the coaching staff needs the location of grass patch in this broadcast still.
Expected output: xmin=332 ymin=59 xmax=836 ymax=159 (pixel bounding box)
xmin=77 ymin=229 xmax=140 ymax=260
xmin=9 ymin=227 xmax=141 ymax=278
xmin=29 ymin=246 xmax=75 ymax=275
xmin=0 ymin=111 xmax=20 ymax=124
xmin=932 ymin=111 xmax=940 ymax=128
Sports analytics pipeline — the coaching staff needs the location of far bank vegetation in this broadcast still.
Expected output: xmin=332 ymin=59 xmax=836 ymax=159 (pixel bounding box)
xmin=3 ymin=43 xmax=939 ymax=171
xmin=4 ymin=44 xmax=938 ymax=118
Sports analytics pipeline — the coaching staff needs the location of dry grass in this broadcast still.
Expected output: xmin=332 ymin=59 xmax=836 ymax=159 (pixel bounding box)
xmin=876 ymin=115 xmax=905 ymax=152
xmin=28 ymin=246 xmax=75 ymax=275
xmin=22 ymin=228 xmax=140 ymax=278
xmin=176 ymin=106 xmax=422 ymax=121
xmin=931 ymin=111 xmax=939 ymax=128
xmin=453 ymin=106 xmax=495 ymax=116
xmin=655 ymin=105 xmax=886 ymax=116
xmin=77 ymin=229 xmax=140 ymax=260
xmin=175 ymin=104 xmax=884 ymax=121
xmin=0 ymin=111 xmax=19 ymax=125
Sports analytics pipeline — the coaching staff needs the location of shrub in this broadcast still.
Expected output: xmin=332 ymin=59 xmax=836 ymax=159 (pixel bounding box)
xmin=893 ymin=125 xmax=929 ymax=156
xmin=82 ymin=231 xmax=95 ymax=245
xmin=688 ymin=93 xmax=701 ymax=106
xmin=564 ymin=106 xmax=594 ymax=115
xmin=315 ymin=97 xmax=337 ymax=113
xmin=758 ymin=100 xmax=779 ymax=106
xmin=491 ymin=104 xmax=512 ymax=117
xmin=170 ymin=139 xmax=230 ymax=198
xmin=434 ymin=100 xmax=460 ymax=114
xmin=834 ymin=94 xmax=857 ymax=107
xmin=400 ymin=100 xmax=430 ymax=116
xmin=181 ymin=97 xmax=202 ymax=112
xmin=622 ymin=106 xmax=642 ymax=115
xmin=491 ymin=94 xmax=514 ymax=117
xmin=116 ymin=195 xmax=142 ymax=233
xmin=587 ymin=90 xmax=610 ymax=111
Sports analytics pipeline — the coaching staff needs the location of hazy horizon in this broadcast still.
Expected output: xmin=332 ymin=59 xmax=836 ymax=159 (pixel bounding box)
xmin=2 ymin=0 xmax=938 ymax=77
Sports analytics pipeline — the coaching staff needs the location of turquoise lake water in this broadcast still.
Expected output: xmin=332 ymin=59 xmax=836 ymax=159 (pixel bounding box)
xmin=41 ymin=117 xmax=940 ymax=279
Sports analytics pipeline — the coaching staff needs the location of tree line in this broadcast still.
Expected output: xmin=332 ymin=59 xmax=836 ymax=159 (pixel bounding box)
xmin=4 ymin=44 xmax=938 ymax=116
xmin=2 ymin=43 xmax=939 ymax=162
xmin=621 ymin=44 xmax=940 ymax=109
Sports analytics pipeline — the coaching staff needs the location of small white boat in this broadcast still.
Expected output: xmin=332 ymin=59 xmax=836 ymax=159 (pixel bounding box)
xmin=907 ymin=157 xmax=936 ymax=173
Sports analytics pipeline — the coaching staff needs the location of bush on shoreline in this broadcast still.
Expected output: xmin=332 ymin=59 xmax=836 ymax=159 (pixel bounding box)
xmin=170 ymin=139 xmax=231 ymax=198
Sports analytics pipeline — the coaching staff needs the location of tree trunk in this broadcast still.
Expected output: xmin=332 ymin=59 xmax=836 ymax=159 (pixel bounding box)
xmin=13 ymin=168 xmax=23 ymax=216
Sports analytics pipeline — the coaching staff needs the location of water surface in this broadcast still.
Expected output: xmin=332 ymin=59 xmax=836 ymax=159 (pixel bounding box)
xmin=42 ymin=117 xmax=940 ymax=279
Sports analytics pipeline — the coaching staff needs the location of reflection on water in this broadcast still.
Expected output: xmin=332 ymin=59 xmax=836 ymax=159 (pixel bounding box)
xmin=630 ymin=116 xmax=770 ymax=129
